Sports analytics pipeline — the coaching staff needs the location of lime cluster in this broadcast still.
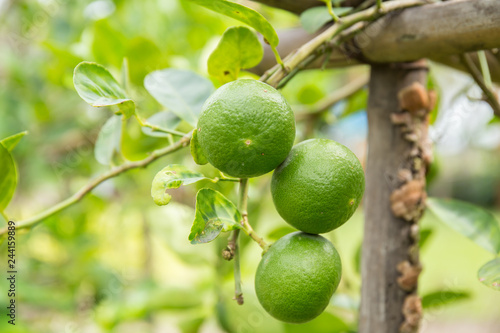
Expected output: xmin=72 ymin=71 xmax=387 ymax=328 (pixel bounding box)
xmin=197 ymin=79 xmax=365 ymax=324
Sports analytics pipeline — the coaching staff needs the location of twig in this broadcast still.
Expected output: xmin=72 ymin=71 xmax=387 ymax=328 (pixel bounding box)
xmin=135 ymin=115 xmax=188 ymax=137
xmin=232 ymin=178 xmax=251 ymax=305
xmin=0 ymin=134 xmax=192 ymax=235
xmin=263 ymin=0 xmax=431 ymax=88
xmin=231 ymin=228 xmax=243 ymax=305
xmin=477 ymin=51 xmax=492 ymax=89
xmin=239 ymin=178 xmax=269 ymax=251
xmin=460 ymin=53 xmax=500 ymax=118
xmin=324 ymin=0 xmax=341 ymax=23
xmin=295 ymin=73 xmax=369 ymax=120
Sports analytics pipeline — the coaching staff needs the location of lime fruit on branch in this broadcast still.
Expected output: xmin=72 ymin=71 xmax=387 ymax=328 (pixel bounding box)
xmin=197 ymin=79 xmax=295 ymax=178
xmin=271 ymin=138 xmax=365 ymax=234
xmin=255 ymin=231 xmax=342 ymax=323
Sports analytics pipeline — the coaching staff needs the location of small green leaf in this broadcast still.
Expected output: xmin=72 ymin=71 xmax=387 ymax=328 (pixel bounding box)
xmin=354 ymin=241 xmax=361 ymax=275
xmin=73 ymin=61 xmax=135 ymax=118
xmin=141 ymin=111 xmax=181 ymax=138
xmin=189 ymin=188 xmax=242 ymax=244
xmin=144 ymin=69 xmax=214 ymax=127
xmin=342 ymin=88 xmax=368 ymax=117
xmin=1 ymin=131 xmax=27 ymax=152
xmin=208 ymin=26 xmax=263 ymax=84
xmin=95 ymin=115 xmax=122 ymax=166
xmin=0 ymin=144 xmax=17 ymax=211
xmin=419 ymin=228 xmax=433 ymax=249
xmin=190 ymin=129 xmax=208 ymax=165
xmin=421 ymin=290 xmax=470 ymax=309
xmin=427 ymin=197 xmax=500 ymax=254
xmin=427 ymin=74 xmax=440 ymax=125
xmin=151 ymin=165 xmax=208 ymax=206
xmin=187 ymin=0 xmax=279 ymax=48
xmin=478 ymin=258 xmax=500 ymax=291
xmin=92 ymin=20 xmax=127 ymax=69
xmin=300 ymin=6 xmax=351 ymax=34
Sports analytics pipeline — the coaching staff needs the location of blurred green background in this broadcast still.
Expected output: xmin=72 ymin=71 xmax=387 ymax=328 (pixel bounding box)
xmin=1 ymin=0 xmax=500 ymax=332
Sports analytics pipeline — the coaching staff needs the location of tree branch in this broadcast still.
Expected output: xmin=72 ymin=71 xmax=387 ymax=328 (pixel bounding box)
xmin=460 ymin=53 xmax=500 ymax=118
xmin=294 ymin=73 xmax=369 ymax=120
xmin=261 ymin=0 xmax=430 ymax=88
xmin=0 ymin=134 xmax=192 ymax=235
xmin=252 ymin=0 xmax=500 ymax=83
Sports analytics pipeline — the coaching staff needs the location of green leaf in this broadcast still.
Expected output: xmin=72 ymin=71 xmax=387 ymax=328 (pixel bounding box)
xmin=478 ymin=257 xmax=500 ymax=291
xmin=187 ymin=0 xmax=279 ymax=48
xmin=151 ymin=165 xmax=208 ymax=206
xmin=141 ymin=111 xmax=181 ymax=138
xmin=95 ymin=115 xmax=122 ymax=166
xmin=342 ymin=88 xmax=368 ymax=117
xmin=427 ymin=197 xmax=500 ymax=254
xmin=208 ymin=26 xmax=263 ymax=84
xmin=92 ymin=20 xmax=127 ymax=69
xmin=427 ymin=74 xmax=440 ymax=125
xmin=1 ymin=131 xmax=27 ymax=152
xmin=190 ymin=129 xmax=208 ymax=165
xmin=354 ymin=241 xmax=361 ymax=275
xmin=0 ymin=144 xmax=17 ymax=211
xmin=421 ymin=290 xmax=470 ymax=309
xmin=73 ymin=62 xmax=135 ymax=118
xmin=300 ymin=6 xmax=352 ymax=34
xmin=144 ymin=69 xmax=214 ymax=127
xmin=419 ymin=228 xmax=433 ymax=249
xmin=189 ymin=188 xmax=242 ymax=244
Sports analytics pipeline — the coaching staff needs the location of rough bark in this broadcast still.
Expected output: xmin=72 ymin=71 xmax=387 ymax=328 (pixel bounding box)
xmin=353 ymin=0 xmax=500 ymax=63
xmin=251 ymin=0 xmax=500 ymax=83
xmin=360 ymin=62 xmax=430 ymax=333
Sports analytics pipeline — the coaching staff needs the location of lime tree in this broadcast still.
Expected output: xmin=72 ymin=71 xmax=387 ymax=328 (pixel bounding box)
xmin=255 ymin=231 xmax=342 ymax=323
xmin=197 ymin=79 xmax=295 ymax=178
xmin=271 ymin=138 xmax=365 ymax=234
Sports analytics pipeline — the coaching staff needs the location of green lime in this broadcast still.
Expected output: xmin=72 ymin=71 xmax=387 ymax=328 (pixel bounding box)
xmin=197 ymin=79 xmax=295 ymax=178
xmin=255 ymin=231 xmax=342 ymax=323
xmin=271 ymin=138 xmax=365 ymax=234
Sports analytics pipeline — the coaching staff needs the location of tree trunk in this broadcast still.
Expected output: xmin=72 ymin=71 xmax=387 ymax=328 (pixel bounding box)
xmin=360 ymin=62 xmax=430 ymax=333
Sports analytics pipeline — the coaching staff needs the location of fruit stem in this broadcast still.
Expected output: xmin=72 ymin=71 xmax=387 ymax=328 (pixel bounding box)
xmin=238 ymin=178 xmax=270 ymax=253
xmin=231 ymin=229 xmax=244 ymax=305
xmin=230 ymin=178 xmax=252 ymax=305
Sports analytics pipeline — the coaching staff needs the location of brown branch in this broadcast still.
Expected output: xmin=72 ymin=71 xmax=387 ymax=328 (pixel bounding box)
xmin=253 ymin=0 xmax=500 ymax=83
xmin=460 ymin=53 xmax=500 ymax=117
xmin=261 ymin=0 xmax=430 ymax=88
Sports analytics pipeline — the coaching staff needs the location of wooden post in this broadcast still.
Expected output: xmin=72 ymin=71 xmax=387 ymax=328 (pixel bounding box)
xmin=360 ymin=61 xmax=431 ymax=333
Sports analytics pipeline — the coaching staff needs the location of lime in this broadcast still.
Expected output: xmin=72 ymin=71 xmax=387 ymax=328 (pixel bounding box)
xmin=271 ymin=139 xmax=365 ymax=234
xmin=197 ymin=79 xmax=295 ymax=178
xmin=255 ymin=231 xmax=342 ymax=323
